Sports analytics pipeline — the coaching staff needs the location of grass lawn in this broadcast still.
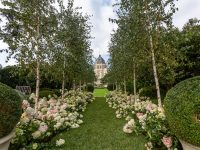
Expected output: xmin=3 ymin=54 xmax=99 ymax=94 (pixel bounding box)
xmin=93 ymin=88 xmax=108 ymax=97
xmin=51 ymin=97 xmax=146 ymax=150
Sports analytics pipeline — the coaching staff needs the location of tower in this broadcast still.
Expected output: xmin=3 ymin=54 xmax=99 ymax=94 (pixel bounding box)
xmin=94 ymin=55 xmax=107 ymax=86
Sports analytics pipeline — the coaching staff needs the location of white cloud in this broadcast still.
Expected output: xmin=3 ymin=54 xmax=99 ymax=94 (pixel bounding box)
xmin=173 ymin=0 xmax=200 ymax=29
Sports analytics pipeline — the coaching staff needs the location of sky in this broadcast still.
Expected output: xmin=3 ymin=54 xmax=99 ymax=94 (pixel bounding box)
xmin=1 ymin=0 xmax=200 ymax=67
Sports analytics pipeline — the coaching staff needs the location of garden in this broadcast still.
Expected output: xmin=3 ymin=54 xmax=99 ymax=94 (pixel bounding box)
xmin=0 ymin=0 xmax=200 ymax=150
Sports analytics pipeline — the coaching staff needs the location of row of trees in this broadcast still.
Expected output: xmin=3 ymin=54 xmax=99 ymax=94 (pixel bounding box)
xmin=105 ymin=0 xmax=200 ymax=106
xmin=0 ymin=0 xmax=95 ymax=111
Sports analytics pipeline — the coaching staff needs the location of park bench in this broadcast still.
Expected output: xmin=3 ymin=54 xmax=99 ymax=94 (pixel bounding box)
xmin=16 ymin=86 xmax=31 ymax=95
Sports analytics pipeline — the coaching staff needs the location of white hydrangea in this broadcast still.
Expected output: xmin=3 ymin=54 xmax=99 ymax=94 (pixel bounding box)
xmin=32 ymin=131 xmax=41 ymax=139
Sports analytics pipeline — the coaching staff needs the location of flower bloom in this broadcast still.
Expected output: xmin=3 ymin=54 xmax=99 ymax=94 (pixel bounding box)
xmin=39 ymin=123 xmax=48 ymax=132
xmin=22 ymin=100 xmax=30 ymax=110
xmin=56 ymin=139 xmax=65 ymax=146
xmin=145 ymin=142 xmax=153 ymax=150
xmin=136 ymin=112 xmax=144 ymax=118
xmin=162 ymin=136 xmax=172 ymax=148
xmin=32 ymin=131 xmax=41 ymax=139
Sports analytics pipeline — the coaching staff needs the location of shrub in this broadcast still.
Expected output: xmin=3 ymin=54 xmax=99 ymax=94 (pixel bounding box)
xmin=0 ymin=82 xmax=22 ymax=138
xmin=52 ymin=89 xmax=61 ymax=97
xmin=107 ymin=83 xmax=116 ymax=91
xmin=15 ymin=89 xmax=28 ymax=100
xmin=164 ymin=76 xmax=200 ymax=147
xmin=39 ymin=90 xmax=55 ymax=98
xmin=139 ymin=86 xmax=167 ymax=100
xmin=139 ymin=86 xmax=157 ymax=98
xmin=86 ymin=84 xmax=94 ymax=93
xmin=126 ymin=82 xmax=133 ymax=95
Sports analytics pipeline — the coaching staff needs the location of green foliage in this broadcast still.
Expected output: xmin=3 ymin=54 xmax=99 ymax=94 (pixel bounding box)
xmin=39 ymin=90 xmax=55 ymax=98
xmin=107 ymin=83 xmax=116 ymax=91
xmin=139 ymin=86 xmax=157 ymax=98
xmin=86 ymin=84 xmax=94 ymax=93
xmin=0 ymin=82 xmax=22 ymax=138
xmin=15 ymin=90 xmax=28 ymax=100
xmin=126 ymin=82 xmax=133 ymax=95
xmin=175 ymin=18 xmax=200 ymax=83
xmin=164 ymin=76 xmax=200 ymax=146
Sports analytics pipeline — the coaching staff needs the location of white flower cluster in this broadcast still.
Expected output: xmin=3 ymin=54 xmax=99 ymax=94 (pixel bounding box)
xmin=106 ymin=91 xmax=134 ymax=118
xmin=56 ymin=139 xmax=65 ymax=146
xmin=11 ymin=90 xmax=94 ymax=149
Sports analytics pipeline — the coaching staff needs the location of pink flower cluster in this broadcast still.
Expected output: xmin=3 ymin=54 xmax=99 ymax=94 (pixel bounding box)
xmin=161 ymin=136 xmax=172 ymax=148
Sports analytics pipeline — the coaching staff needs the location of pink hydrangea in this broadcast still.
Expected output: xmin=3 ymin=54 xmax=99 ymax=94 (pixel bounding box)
xmin=39 ymin=124 xmax=48 ymax=132
xmin=136 ymin=112 xmax=144 ymax=118
xmin=145 ymin=103 xmax=153 ymax=111
xmin=162 ymin=136 xmax=172 ymax=148
xmin=49 ymin=109 xmax=57 ymax=114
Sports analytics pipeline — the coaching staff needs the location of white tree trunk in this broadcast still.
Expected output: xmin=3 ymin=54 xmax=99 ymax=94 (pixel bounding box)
xmin=35 ymin=16 xmax=40 ymax=113
xmin=79 ymin=80 xmax=81 ymax=91
xmin=124 ymin=77 xmax=127 ymax=94
xmin=61 ymin=70 xmax=65 ymax=100
xmin=115 ymin=82 xmax=117 ymax=91
xmin=35 ymin=60 xmax=40 ymax=113
xmin=133 ymin=62 xmax=137 ymax=101
xmin=149 ymin=35 xmax=162 ymax=107
xmin=73 ymin=79 xmax=76 ymax=90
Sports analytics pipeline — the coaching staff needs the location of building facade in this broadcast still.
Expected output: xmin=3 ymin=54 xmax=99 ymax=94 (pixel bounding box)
xmin=94 ymin=55 xmax=107 ymax=86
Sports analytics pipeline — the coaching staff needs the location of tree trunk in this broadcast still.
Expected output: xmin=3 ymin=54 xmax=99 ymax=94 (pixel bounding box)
xmin=35 ymin=15 xmax=40 ymax=113
xmin=133 ymin=62 xmax=137 ymax=101
xmin=79 ymin=80 xmax=81 ymax=91
xmin=35 ymin=60 xmax=40 ymax=113
xmin=124 ymin=77 xmax=127 ymax=94
xmin=84 ymin=81 xmax=86 ymax=91
xmin=73 ymin=79 xmax=76 ymax=90
xmin=149 ymin=35 xmax=162 ymax=107
xmin=61 ymin=70 xmax=65 ymax=100
xmin=115 ymin=81 xmax=118 ymax=91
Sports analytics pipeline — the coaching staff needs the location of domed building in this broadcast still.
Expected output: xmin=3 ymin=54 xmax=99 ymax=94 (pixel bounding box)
xmin=94 ymin=55 xmax=107 ymax=86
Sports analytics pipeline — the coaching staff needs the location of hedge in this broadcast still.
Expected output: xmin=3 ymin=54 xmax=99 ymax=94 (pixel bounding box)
xmin=164 ymin=76 xmax=200 ymax=146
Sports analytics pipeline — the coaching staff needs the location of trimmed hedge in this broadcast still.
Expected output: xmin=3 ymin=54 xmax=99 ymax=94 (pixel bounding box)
xmin=0 ymin=82 xmax=22 ymax=138
xmin=39 ymin=90 xmax=55 ymax=98
xmin=164 ymin=76 xmax=200 ymax=146
xmin=139 ymin=86 xmax=157 ymax=98
xmin=107 ymin=83 xmax=115 ymax=91
xmin=86 ymin=84 xmax=94 ymax=93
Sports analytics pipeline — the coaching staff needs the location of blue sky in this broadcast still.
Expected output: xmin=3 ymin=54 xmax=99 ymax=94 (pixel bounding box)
xmin=1 ymin=0 xmax=200 ymax=67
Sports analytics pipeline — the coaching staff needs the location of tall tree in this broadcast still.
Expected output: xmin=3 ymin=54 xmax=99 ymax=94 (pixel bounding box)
xmin=0 ymin=0 xmax=57 ymax=112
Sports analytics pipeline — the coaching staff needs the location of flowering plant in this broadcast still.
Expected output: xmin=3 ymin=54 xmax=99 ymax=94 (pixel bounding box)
xmin=106 ymin=91 xmax=133 ymax=118
xmin=10 ymin=90 xmax=94 ymax=150
xmin=106 ymin=91 xmax=181 ymax=150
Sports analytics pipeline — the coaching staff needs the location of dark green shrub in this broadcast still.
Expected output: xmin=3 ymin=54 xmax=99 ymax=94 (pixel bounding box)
xmin=139 ymin=86 xmax=167 ymax=99
xmin=15 ymin=90 xmax=28 ymax=100
xmin=86 ymin=84 xmax=94 ymax=93
xmin=126 ymin=82 xmax=133 ymax=95
xmin=52 ymin=89 xmax=61 ymax=97
xmin=107 ymin=83 xmax=116 ymax=91
xmin=139 ymin=86 xmax=157 ymax=98
xmin=164 ymin=76 xmax=200 ymax=146
xmin=39 ymin=90 xmax=54 ymax=98
xmin=0 ymin=82 xmax=22 ymax=138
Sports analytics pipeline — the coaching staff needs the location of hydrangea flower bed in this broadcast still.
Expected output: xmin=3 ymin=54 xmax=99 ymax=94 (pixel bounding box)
xmin=106 ymin=91 xmax=181 ymax=150
xmin=10 ymin=90 xmax=94 ymax=150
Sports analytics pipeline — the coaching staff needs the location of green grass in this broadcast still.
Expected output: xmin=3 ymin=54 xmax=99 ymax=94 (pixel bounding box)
xmin=93 ymin=88 xmax=108 ymax=97
xmin=51 ymin=97 xmax=146 ymax=150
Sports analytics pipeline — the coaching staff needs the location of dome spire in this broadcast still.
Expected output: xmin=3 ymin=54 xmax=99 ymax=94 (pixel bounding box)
xmin=96 ymin=54 xmax=106 ymax=64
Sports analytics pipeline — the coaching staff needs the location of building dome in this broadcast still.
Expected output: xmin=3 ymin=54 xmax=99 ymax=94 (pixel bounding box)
xmin=95 ymin=55 xmax=106 ymax=64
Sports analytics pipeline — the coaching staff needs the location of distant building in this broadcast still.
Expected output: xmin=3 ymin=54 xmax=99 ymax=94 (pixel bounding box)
xmin=94 ymin=55 xmax=107 ymax=86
